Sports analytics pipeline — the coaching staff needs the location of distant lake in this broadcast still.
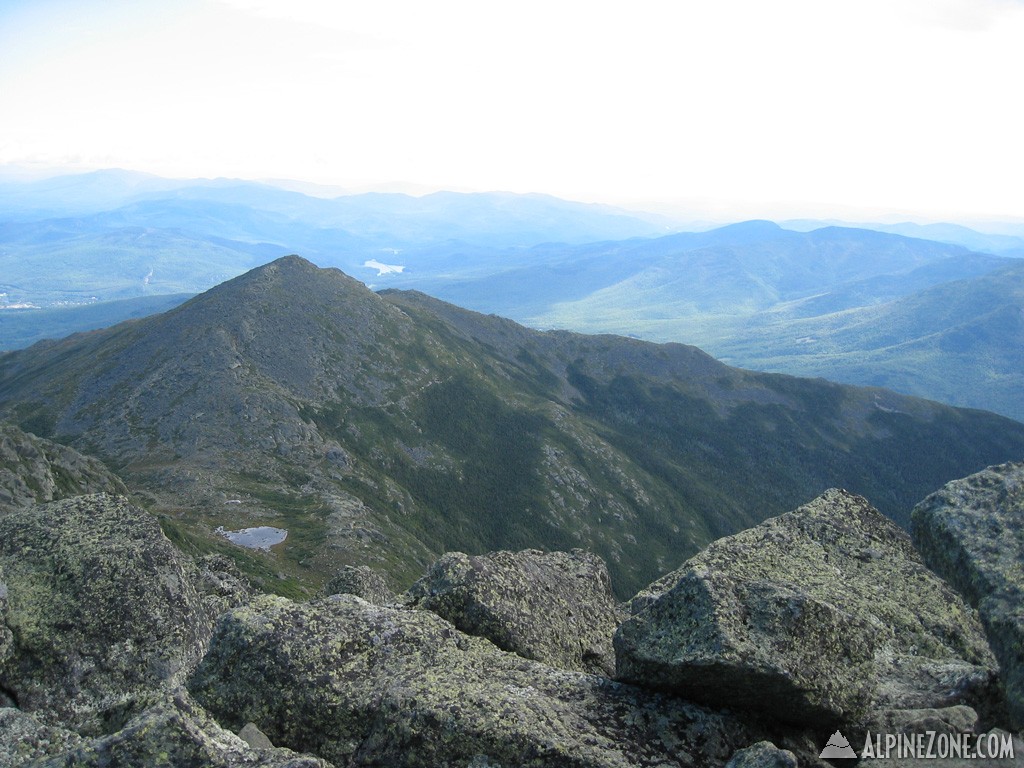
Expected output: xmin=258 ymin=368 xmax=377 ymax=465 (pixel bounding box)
xmin=216 ymin=525 xmax=287 ymax=550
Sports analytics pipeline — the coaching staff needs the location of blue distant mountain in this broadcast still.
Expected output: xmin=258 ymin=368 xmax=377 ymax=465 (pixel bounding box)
xmin=2 ymin=170 xmax=1021 ymax=422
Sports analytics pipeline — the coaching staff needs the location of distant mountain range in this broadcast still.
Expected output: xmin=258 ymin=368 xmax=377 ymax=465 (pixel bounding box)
xmin=516 ymin=224 xmax=1024 ymax=420
xmin=2 ymin=256 xmax=1023 ymax=599
xmin=2 ymin=170 xmax=1022 ymax=422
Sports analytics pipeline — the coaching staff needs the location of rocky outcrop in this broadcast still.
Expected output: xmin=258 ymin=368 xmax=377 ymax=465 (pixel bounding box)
xmin=725 ymin=741 xmax=798 ymax=768
xmin=406 ymin=548 xmax=623 ymax=675
xmin=189 ymin=593 xmax=758 ymax=767
xmin=0 ymin=423 xmax=126 ymax=510
xmin=32 ymin=691 xmax=333 ymax=768
xmin=615 ymin=489 xmax=998 ymax=729
xmin=321 ymin=564 xmax=394 ymax=605
xmin=911 ymin=461 xmax=1024 ymax=728
xmin=0 ymin=494 xmax=235 ymax=734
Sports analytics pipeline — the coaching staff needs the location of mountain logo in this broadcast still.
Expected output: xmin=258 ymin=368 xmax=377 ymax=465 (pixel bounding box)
xmin=820 ymin=730 xmax=857 ymax=759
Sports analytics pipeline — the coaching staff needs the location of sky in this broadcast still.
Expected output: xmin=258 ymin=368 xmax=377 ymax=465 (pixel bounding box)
xmin=1 ymin=0 xmax=1023 ymax=222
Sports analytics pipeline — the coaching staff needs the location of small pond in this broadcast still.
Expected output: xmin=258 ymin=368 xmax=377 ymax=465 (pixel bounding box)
xmin=216 ymin=525 xmax=288 ymax=550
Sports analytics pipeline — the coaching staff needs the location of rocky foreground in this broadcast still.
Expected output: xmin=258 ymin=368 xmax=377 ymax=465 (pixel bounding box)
xmin=2 ymin=445 xmax=1024 ymax=765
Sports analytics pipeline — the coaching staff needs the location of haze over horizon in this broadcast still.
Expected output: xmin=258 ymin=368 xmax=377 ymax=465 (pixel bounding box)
xmin=2 ymin=0 xmax=1023 ymax=224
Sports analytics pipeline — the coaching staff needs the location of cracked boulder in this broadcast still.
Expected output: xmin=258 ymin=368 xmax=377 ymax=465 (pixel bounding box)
xmin=407 ymin=548 xmax=623 ymax=676
xmin=0 ymin=494 xmax=234 ymax=734
xmin=912 ymin=461 xmax=1024 ymax=728
xmin=615 ymin=489 xmax=998 ymax=729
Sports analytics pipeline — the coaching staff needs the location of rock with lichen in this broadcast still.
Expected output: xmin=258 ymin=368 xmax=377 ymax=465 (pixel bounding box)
xmin=725 ymin=741 xmax=798 ymax=768
xmin=406 ymin=548 xmax=623 ymax=676
xmin=911 ymin=461 xmax=1024 ymax=728
xmin=189 ymin=593 xmax=759 ymax=768
xmin=615 ymin=489 xmax=998 ymax=729
xmin=0 ymin=566 xmax=12 ymax=670
xmin=0 ymin=707 xmax=84 ymax=766
xmin=0 ymin=494 xmax=235 ymax=734
xmin=320 ymin=564 xmax=394 ymax=605
xmin=32 ymin=690 xmax=333 ymax=768
xmin=0 ymin=423 xmax=127 ymax=511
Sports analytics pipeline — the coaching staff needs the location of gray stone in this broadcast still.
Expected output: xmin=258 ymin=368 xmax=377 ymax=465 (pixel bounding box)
xmin=407 ymin=548 xmax=623 ymax=676
xmin=0 ymin=707 xmax=83 ymax=766
xmin=911 ymin=461 xmax=1024 ymax=728
xmin=725 ymin=741 xmax=798 ymax=768
xmin=34 ymin=690 xmax=332 ymax=767
xmin=321 ymin=564 xmax=394 ymax=605
xmin=189 ymin=593 xmax=758 ymax=767
xmin=0 ymin=423 xmax=127 ymax=511
xmin=865 ymin=704 xmax=979 ymax=737
xmin=240 ymin=721 xmax=275 ymax=749
xmin=0 ymin=567 xmax=12 ymax=669
xmin=0 ymin=494 xmax=229 ymax=734
xmin=615 ymin=489 xmax=998 ymax=728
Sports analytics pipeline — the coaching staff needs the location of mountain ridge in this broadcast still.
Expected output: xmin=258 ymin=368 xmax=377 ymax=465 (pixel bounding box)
xmin=3 ymin=256 xmax=1024 ymax=597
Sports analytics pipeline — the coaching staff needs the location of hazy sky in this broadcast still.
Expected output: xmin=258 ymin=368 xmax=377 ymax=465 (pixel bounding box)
xmin=2 ymin=0 xmax=1023 ymax=221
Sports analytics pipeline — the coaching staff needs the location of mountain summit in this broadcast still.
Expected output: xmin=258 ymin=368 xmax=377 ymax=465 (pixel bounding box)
xmin=2 ymin=256 xmax=1024 ymax=596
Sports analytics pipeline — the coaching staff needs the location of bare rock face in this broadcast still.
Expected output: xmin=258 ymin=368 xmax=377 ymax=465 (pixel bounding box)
xmin=189 ymin=593 xmax=758 ymax=768
xmin=0 ymin=423 xmax=126 ymax=510
xmin=615 ymin=489 xmax=998 ymax=729
xmin=911 ymin=461 xmax=1024 ymax=728
xmin=0 ymin=494 xmax=230 ymax=734
xmin=406 ymin=548 xmax=623 ymax=676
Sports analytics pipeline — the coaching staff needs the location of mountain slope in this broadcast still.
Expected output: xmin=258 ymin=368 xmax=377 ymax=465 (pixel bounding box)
xmin=2 ymin=256 xmax=1023 ymax=598
xmin=529 ymin=225 xmax=1007 ymax=327
xmin=703 ymin=260 xmax=1024 ymax=420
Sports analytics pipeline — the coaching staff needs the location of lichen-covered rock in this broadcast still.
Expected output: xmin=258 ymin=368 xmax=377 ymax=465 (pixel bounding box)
xmin=196 ymin=553 xmax=256 ymax=617
xmin=407 ymin=549 xmax=623 ymax=676
xmin=725 ymin=741 xmax=798 ymax=768
xmin=0 ymin=423 xmax=127 ymax=510
xmin=239 ymin=721 xmax=276 ymax=750
xmin=0 ymin=494 xmax=220 ymax=734
xmin=189 ymin=593 xmax=758 ymax=767
xmin=865 ymin=704 xmax=979 ymax=739
xmin=1 ymin=566 xmax=13 ymax=669
xmin=615 ymin=489 xmax=998 ymax=728
xmin=911 ymin=461 xmax=1024 ymax=729
xmin=320 ymin=564 xmax=394 ymax=605
xmin=0 ymin=707 xmax=83 ymax=766
xmin=35 ymin=690 xmax=333 ymax=768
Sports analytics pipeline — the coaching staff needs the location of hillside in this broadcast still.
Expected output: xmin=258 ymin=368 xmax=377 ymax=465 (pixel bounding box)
xmin=2 ymin=256 xmax=1023 ymax=599
xmin=702 ymin=260 xmax=1024 ymax=420
xmin=526 ymin=223 xmax=1008 ymax=327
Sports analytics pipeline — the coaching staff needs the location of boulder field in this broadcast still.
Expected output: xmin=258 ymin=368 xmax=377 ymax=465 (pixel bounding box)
xmin=2 ymin=466 xmax=1023 ymax=765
